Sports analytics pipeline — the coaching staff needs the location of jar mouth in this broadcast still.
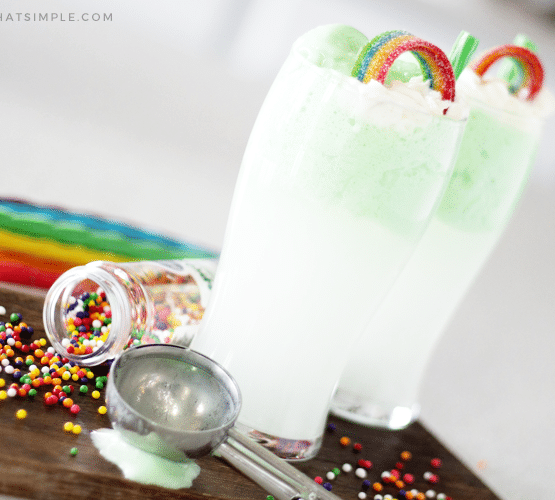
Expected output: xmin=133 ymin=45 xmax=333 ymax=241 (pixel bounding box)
xmin=43 ymin=263 xmax=133 ymax=366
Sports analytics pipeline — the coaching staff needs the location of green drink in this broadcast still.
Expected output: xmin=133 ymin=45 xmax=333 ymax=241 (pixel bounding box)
xmin=191 ymin=26 xmax=467 ymax=458
xmin=333 ymin=50 xmax=554 ymax=429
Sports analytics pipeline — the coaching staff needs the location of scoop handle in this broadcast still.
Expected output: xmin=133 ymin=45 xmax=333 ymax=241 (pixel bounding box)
xmin=216 ymin=427 xmax=341 ymax=500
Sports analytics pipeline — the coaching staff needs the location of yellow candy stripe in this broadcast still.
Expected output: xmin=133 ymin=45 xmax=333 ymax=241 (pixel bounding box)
xmin=0 ymin=229 xmax=128 ymax=266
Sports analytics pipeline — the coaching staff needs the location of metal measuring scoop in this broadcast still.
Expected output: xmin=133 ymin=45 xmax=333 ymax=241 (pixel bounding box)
xmin=105 ymin=344 xmax=341 ymax=500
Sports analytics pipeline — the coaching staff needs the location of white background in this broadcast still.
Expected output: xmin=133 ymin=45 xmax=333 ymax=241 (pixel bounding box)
xmin=0 ymin=1 xmax=554 ymax=499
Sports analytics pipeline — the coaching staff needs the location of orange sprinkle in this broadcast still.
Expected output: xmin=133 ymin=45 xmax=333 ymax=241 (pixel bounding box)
xmin=339 ymin=436 xmax=351 ymax=447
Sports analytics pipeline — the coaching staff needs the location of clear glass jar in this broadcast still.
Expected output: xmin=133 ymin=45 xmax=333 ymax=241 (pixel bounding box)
xmin=43 ymin=258 xmax=216 ymax=366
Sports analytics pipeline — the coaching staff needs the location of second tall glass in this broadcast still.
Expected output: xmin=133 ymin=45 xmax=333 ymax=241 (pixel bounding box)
xmin=331 ymin=64 xmax=552 ymax=430
xmin=190 ymin=32 xmax=466 ymax=460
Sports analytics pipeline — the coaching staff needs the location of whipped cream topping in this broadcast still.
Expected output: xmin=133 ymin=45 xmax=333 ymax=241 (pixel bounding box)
xmin=327 ymin=68 xmax=469 ymax=123
xmin=386 ymin=76 xmax=468 ymax=120
xmin=457 ymin=67 xmax=555 ymax=119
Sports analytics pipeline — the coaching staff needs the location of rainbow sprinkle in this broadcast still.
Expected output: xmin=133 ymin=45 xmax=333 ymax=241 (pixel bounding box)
xmin=352 ymin=30 xmax=456 ymax=102
xmin=471 ymin=45 xmax=544 ymax=101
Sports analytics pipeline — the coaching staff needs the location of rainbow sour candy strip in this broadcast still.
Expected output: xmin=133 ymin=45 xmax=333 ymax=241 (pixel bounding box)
xmin=497 ymin=34 xmax=538 ymax=92
xmin=471 ymin=45 xmax=544 ymax=101
xmin=352 ymin=31 xmax=456 ymax=102
xmin=352 ymin=30 xmax=411 ymax=79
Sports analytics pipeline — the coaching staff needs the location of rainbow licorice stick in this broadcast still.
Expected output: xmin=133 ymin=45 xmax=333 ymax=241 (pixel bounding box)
xmin=471 ymin=45 xmax=544 ymax=101
xmin=352 ymin=30 xmax=456 ymax=102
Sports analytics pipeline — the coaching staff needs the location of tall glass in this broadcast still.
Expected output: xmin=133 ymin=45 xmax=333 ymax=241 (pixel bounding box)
xmin=190 ymin=47 xmax=466 ymax=460
xmin=332 ymin=82 xmax=548 ymax=430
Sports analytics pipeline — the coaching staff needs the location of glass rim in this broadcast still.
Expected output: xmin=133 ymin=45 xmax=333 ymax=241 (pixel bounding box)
xmin=43 ymin=262 xmax=133 ymax=365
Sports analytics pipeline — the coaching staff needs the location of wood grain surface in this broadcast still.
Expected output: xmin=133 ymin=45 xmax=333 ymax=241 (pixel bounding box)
xmin=0 ymin=286 xmax=500 ymax=500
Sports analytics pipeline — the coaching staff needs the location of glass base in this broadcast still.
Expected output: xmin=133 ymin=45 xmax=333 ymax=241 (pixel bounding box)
xmin=234 ymin=421 xmax=322 ymax=461
xmin=330 ymin=389 xmax=420 ymax=430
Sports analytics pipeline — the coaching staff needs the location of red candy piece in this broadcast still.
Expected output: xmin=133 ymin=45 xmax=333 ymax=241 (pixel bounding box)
xmin=45 ymin=395 xmax=58 ymax=405
xmin=353 ymin=442 xmax=363 ymax=452
xmin=314 ymin=476 xmax=323 ymax=484
xmin=403 ymin=473 xmax=415 ymax=484
xmin=70 ymin=404 xmax=81 ymax=415
xmin=358 ymin=459 xmax=373 ymax=469
xmin=427 ymin=473 xmax=439 ymax=484
xmin=471 ymin=45 xmax=544 ymax=101
xmin=431 ymin=458 xmax=442 ymax=469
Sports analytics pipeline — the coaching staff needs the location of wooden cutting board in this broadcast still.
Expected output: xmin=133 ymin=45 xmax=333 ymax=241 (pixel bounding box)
xmin=0 ymin=286 xmax=499 ymax=500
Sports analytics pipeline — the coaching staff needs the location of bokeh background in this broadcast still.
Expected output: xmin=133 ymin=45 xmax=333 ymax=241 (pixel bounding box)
xmin=0 ymin=1 xmax=554 ymax=499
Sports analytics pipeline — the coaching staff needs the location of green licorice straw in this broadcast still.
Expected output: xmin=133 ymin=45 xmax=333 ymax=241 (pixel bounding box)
xmin=497 ymin=33 xmax=538 ymax=88
xmin=449 ymin=30 xmax=480 ymax=80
